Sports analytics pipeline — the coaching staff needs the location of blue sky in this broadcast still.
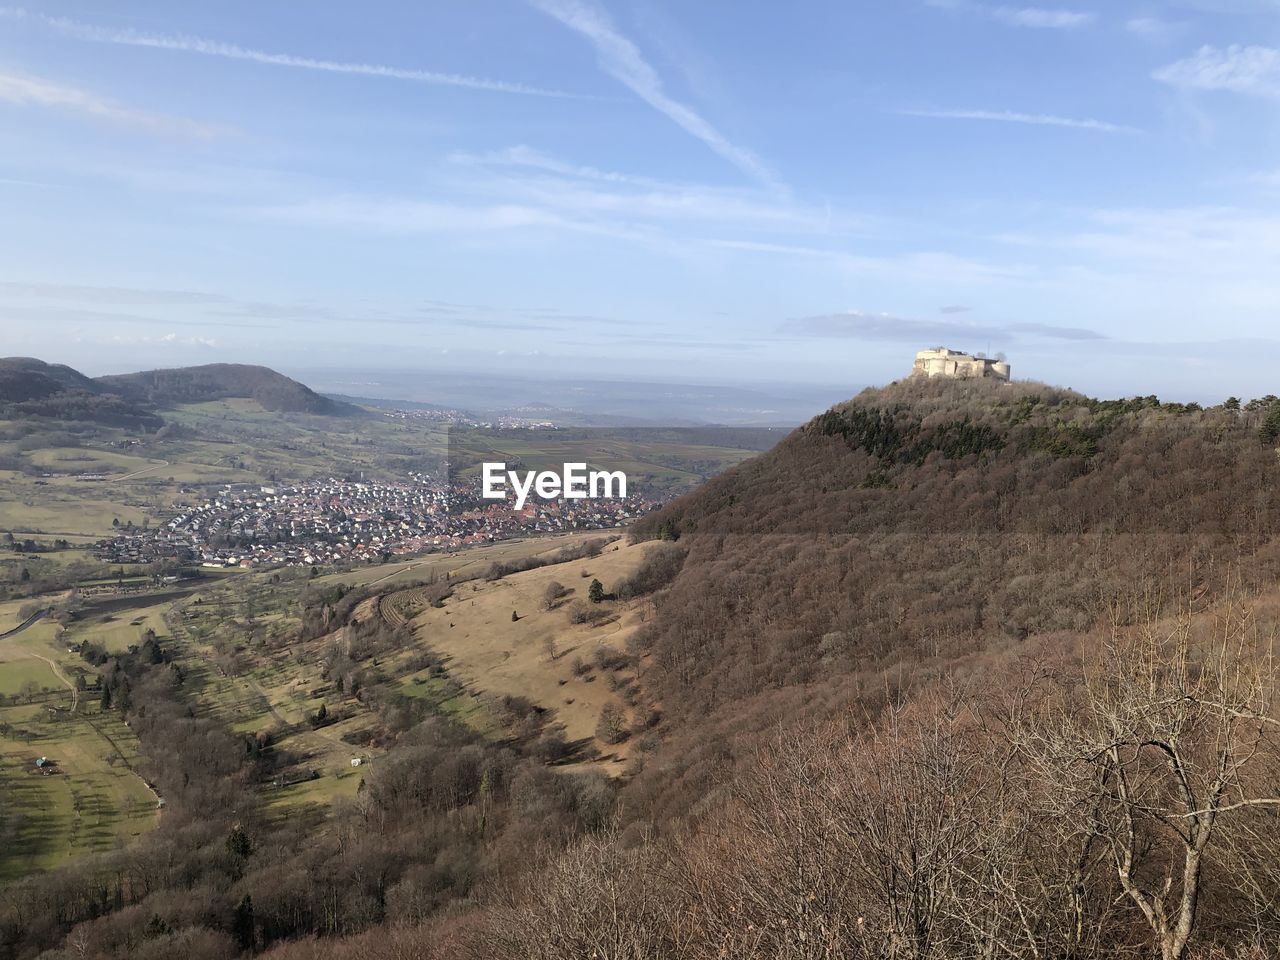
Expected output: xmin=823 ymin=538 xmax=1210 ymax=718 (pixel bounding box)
xmin=1 ymin=0 xmax=1278 ymax=401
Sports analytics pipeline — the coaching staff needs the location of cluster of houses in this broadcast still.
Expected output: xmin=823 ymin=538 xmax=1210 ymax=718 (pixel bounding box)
xmin=383 ymin=408 xmax=558 ymax=429
xmin=95 ymin=473 xmax=655 ymax=570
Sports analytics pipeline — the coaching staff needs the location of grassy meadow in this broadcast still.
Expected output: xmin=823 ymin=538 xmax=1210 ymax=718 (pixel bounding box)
xmin=0 ymin=599 xmax=158 ymax=882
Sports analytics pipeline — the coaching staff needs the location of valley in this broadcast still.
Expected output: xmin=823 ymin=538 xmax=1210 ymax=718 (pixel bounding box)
xmin=6 ymin=4 xmax=1270 ymax=953
xmin=7 ymin=364 xmax=1280 ymax=960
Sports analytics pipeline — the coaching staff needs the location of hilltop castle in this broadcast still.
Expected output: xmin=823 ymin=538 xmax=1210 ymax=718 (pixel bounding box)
xmin=911 ymin=347 xmax=1010 ymax=382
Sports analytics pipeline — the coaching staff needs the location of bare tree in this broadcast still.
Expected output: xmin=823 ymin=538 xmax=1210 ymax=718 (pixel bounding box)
xmin=1013 ymin=597 xmax=1280 ymax=960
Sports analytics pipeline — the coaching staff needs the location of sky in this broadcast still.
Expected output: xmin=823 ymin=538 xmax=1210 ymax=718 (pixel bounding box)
xmin=1 ymin=0 xmax=1278 ymax=402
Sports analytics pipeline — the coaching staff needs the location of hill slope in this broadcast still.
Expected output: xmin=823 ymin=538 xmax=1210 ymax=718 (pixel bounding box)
xmin=0 ymin=357 xmax=162 ymax=429
xmin=95 ymin=363 xmax=361 ymax=415
xmin=0 ymin=357 xmax=364 ymax=427
xmin=0 ymin=357 xmax=102 ymax=402
xmin=623 ymin=378 xmax=1280 ymax=769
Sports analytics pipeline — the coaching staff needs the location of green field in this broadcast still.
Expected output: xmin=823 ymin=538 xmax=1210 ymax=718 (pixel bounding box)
xmin=0 ymin=704 xmax=158 ymax=882
xmin=66 ymin=603 xmax=176 ymax=654
xmin=0 ymin=597 xmax=159 ymax=882
xmin=0 ymin=657 xmax=60 ymax=697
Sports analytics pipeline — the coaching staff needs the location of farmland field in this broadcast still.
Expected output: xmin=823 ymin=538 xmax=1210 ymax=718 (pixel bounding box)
xmin=0 ymin=599 xmax=159 ymax=881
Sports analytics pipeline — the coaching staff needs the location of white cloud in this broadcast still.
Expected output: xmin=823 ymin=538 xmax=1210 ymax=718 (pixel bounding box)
xmin=527 ymin=0 xmax=781 ymax=188
xmin=30 ymin=12 xmax=579 ymax=98
xmin=899 ymin=107 xmax=1139 ymax=134
xmin=781 ymin=310 xmax=1103 ymax=342
xmin=1125 ymin=17 xmax=1188 ymax=40
xmin=1154 ymin=45 xmax=1280 ymax=99
xmin=994 ymin=205 xmax=1280 ymax=325
xmin=0 ymin=69 xmax=227 ymax=138
xmin=242 ymin=181 xmax=820 ymax=242
xmin=996 ymin=7 xmax=1094 ymax=27
xmin=450 ymin=145 xmax=656 ymax=186
xmin=708 ymin=239 xmax=1032 ymax=286
xmin=1247 ymin=168 xmax=1280 ymax=194
xmin=107 ymin=332 xmax=218 ymax=348
xmin=243 ymin=196 xmax=590 ymax=235
xmin=449 ymin=146 xmax=827 ymax=227
xmin=925 ymin=0 xmax=1096 ymax=28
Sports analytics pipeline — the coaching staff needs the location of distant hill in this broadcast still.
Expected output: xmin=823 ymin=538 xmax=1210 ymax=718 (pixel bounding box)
xmin=0 ymin=357 xmax=163 ymax=430
xmin=0 ymin=357 xmax=102 ymax=403
xmin=96 ymin=363 xmax=362 ymax=415
xmin=0 ymin=358 xmax=363 ymax=428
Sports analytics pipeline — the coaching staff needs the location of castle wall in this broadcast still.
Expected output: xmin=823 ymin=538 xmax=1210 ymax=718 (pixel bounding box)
xmin=911 ymin=349 xmax=1010 ymax=382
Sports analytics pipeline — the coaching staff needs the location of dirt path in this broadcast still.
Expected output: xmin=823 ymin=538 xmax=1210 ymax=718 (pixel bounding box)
xmin=244 ymin=676 xmax=289 ymax=727
xmin=111 ymin=459 xmax=171 ymax=483
xmin=29 ymin=650 xmax=78 ymax=710
xmin=0 ymin=609 xmax=79 ymax=710
xmin=367 ymin=561 xmax=428 ymax=587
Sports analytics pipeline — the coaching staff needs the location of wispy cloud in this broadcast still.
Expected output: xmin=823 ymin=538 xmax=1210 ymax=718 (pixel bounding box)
xmin=452 ymin=146 xmax=820 ymax=227
xmin=250 ymin=146 xmax=825 ymax=241
xmin=241 ymin=188 xmax=803 ymax=243
xmin=0 ymin=69 xmax=227 ymax=138
xmin=451 ymin=145 xmax=657 ymax=187
xmin=1246 ymin=168 xmax=1280 ymax=194
xmin=243 ymin=196 xmax=591 ymax=236
xmin=0 ymin=303 xmax=270 ymax=330
xmin=899 ymin=107 xmax=1140 ymax=134
xmin=1154 ymin=45 xmax=1280 ymax=99
xmin=1125 ymin=17 xmax=1187 ymax=41
xmin=527 ymin=0 xmax=781 ymax=188
xmin=782 ymin=310 xmax=1104 ymax=343
xmin=924 ymin=0 xmax=1096 ymax=29
xmin=0 ymin=280 xmax=621 ymax=337
xmin=0 ymin=280 xmax=234 ymax=305
xmin=13 ymin=9 xmax=581 ymax=98
xmin=709 ymin=240 xmax=1031 ymax=285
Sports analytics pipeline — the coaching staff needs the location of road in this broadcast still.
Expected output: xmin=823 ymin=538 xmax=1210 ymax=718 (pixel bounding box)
xmin=0 ymin=608 xmax=48 ymax=640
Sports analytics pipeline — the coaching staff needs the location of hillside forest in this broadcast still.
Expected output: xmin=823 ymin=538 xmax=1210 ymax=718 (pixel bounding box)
xmin=7 ymin=377 xmax=1280 ymax=959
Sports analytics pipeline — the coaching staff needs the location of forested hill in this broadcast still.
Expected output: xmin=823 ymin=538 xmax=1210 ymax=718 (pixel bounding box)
xmin=635 ymin=377 xmax=1280 ymax=539
xmin=95 ymin=363 xmax=360 ymax=415
xmin=0 ymin=357 xmax=163 ymax=430
xmin=0 ymin=357 xmax=362 ymax=425
xmin=0 ymin=357 xmax=101 ymax=401
xmin=623 ymin=377 xmax=1280 ymax=741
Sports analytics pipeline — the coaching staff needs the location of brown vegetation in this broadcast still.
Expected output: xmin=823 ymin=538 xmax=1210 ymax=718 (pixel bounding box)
xmin=13 ymin=381 xmax=1280 ymax=959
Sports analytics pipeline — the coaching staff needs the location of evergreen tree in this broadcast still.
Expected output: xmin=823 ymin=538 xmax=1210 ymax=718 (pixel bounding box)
xmin=1262 ymin=405 xmax=1280 ymax=445
xmin=226 ymin=825 xmax=253 ymax=859
xmin=232 ymin=894 xmax=255 ymax=950
xmin=588 ymin=579 xmax=605 ymax=603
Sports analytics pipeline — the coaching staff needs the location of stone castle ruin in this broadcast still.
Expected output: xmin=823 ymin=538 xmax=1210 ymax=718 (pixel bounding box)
xmin=911 ymin=347 xmax=1010 ymax=382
